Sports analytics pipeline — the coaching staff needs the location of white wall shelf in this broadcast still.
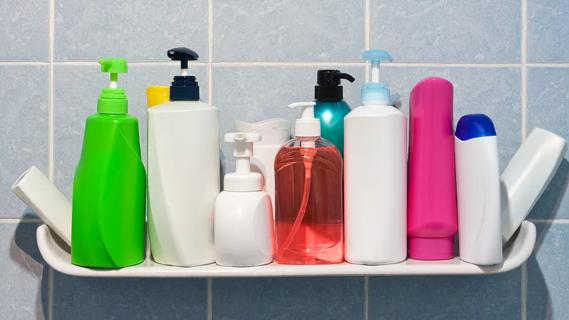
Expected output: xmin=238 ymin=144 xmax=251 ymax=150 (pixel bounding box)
xmin=36 ymin=221 xmax=536 ymax=278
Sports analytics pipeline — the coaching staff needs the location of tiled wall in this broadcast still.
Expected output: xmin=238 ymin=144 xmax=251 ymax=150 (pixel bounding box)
xmin=1 ymin=0 xmax=568 ymax=319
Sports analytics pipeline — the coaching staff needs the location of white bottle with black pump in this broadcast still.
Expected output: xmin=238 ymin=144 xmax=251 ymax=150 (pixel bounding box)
xmin=147 ymin=47 xmax=219 ymax=266
xmin=215 ymin=132 xmax=274 ymax=267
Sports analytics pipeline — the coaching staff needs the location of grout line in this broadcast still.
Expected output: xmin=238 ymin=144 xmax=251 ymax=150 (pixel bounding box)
xmin=364 ymin=0 xmax=371 ymax=50
xmin=530 ymin=219 xmax=569 ymax=224
xmin=0 ymin=218 xmax=43 ymax=223
xmin=521 ymin=262 xmax=527 ymax=320
xmin=207 ymin=278 xmax=213 ymax=320
xmin=208 ymin=0 xmax=213 ymax=104
xmin=0 ymin=61 xmax=49 ymax=65
xmin=521 ymin=0 xmax=528 ymax=141
xmin=48 ymin=0 xmax=55 ymax=182
xmin=12 ymin=60 xmax=569 ymax=67
xmin=48 ymin=267 xmax=54 ymax=320
xmin=364 ymin=276 xmax=369 ymax=320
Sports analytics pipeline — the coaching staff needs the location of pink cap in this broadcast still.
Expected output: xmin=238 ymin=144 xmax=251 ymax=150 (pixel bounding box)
xmin=408 ymin=237 xmax=455 ymax=260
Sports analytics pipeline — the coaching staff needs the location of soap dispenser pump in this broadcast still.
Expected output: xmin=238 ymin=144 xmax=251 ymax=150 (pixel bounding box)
xmin=274 ymin=102 xmax=343 ymax=265
xmin=314 ymin=70 xmax=355 ymax=156
xmin=147 ymin=47 xmax=219 ymax=267
xmin=215 ymin=132 xmax=274 ymax=267
xmin=344 ymin=49 xmax=408 ymax=265
xmin=72 ymin=58 xmax=146 ymax=268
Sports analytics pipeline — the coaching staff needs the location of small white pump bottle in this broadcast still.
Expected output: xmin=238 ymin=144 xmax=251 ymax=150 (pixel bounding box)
xmin=234 ymin=119 xmax=291 ymax=214
xmin=215 ymin=132 xmax=274 ymax=267
xmin=344 ymin=50 xmax=407 ymax=265
xmin=455 ymin=114 xmax=502 ymax=265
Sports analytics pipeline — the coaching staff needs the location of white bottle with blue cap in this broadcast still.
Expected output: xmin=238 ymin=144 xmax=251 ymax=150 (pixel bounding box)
xmin=455 ymin=114 xmax=502 ymax=265
xmin=344 ymin=49 xmax=407 ymax=265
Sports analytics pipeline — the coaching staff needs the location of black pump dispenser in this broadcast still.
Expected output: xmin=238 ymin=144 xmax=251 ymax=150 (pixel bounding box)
xmin=315 ymin=70 xmax=355 ymax=102
xmin=168 ymin=47 xmax=200 ymax=101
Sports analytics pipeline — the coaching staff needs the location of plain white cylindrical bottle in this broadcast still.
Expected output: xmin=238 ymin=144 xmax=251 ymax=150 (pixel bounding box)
xmin=215 ymin=132 xmax=274 ymax=267
xmin=344 ymin=49 xmax=407 ymax=265
xmin=234 ymin=119 xmax=290 ymax=214
xmin=455 ymin=114 xmax=502 ymax=265
xmin=147 ymin=48 xmax=219 ymax=266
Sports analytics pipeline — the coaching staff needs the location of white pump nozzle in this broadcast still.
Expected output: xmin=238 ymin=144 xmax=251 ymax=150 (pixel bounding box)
xmin=224 ymin=132 xmax=263 ymax=192
xmin=288 ymin=101 xmax=320 ymax=137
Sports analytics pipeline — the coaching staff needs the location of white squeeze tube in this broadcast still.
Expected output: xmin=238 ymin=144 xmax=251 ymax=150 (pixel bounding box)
xmin=11 ymin=166 xmax=72 ymax=246
xmin=501 ymin=128 xmax=567 ymax=242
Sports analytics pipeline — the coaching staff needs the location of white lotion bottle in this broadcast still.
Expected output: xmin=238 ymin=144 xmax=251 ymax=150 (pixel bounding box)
xmin=455 ymin=114 xmax=502 ymax=265
xmin=147 ymin=47 xmax=219 ymax=266
xmin=344 ymin=49 xmax=407 ymax=265
xmin=215 ymin=132 xmax=274 ymax=267
xmin=501 ymin=128 xmax=567 ymax=242
xmin=234 ymin=119 xmax=291 ymax=214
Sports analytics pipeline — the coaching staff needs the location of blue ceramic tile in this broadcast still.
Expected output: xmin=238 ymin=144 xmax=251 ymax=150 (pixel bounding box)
xmin=527 ymin=68 xmax=569 ymax=219
xmin=528 ymin=0 xmax=569 ymax=62
xmin=212 ymin=277 xmax=364 ymax=320
xmin=52 ymin=272 xmax=207 ymax=319
xmin=0 ymin=1 xmax=48 ymax=61
xmin=0 ymin=66 xmax=48 ymax=217
xmin=371 ymin=0 xmax=521 ymax=63
xmin=0 ymin=223 xmax=49 ymax=320
xmin=212 ymin=65 xmax=364 ymax=172
xmin=369 ymin=271 xmax=521 ymax=320
xmin=213 ymin=0 xmax=364 ymax=62
xmin=527 ymin=224 xmax=569 ymax=319
xmin=54 ymin=64 xmax=208 ymax=196
xmin=381 ymin=66 xmax=521 ymax=169
xmin=55 ymin=0 xmax=208 ymax=61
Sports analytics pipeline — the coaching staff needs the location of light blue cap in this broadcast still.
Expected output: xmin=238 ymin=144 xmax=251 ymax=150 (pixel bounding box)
xmin=362 ymin=49 xmax=393 ymax=105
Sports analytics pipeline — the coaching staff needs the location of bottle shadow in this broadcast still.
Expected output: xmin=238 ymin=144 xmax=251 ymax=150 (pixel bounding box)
xmin=525 ymin=159 xmax=569 ymax=318
xmin=11 ymin=210 xmax=50 ymax=320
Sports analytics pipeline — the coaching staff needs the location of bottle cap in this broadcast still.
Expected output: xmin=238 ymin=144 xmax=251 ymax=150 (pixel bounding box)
xmin=361 ymin=49 xmax=392 ymax=105
xmin=224 ymin=132 xmax=263 ymax=192
xmin=146 ymin=86 xmax=170 ymax=108
xmin=167 ymin=47 xmax=200 ymax=101
xmin=97 ymin=58 xmax=128 ymax=114
xmin=314 ymin=70 xmax=355 ymax=102
xmin=288 ymin=102 xmax=320 ymax=137
xmin=456 ymin=114 xmax=497 ymax=141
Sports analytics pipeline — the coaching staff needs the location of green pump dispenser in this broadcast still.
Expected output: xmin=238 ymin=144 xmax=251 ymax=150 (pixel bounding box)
xmin=71 ymin=58 xmax=146 ymax=269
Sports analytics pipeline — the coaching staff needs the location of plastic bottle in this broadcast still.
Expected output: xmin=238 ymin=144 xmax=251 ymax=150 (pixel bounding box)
xmin=344 ymin=50 xmax=407 ymax=265
xmin=502 ymin=128 xmax=567 ymax=242
xmin=455 ymin=114 xmax=502 ymax=265
xmin=215 ymin=132 xmax=274 ymax=267
xmin=12 ymin=166 xmax=71 ymax=246
xmin=407 ymin=77 xmax=457 ymax=260
xmin=234 ymin=118 xmax=291 ymax=214
xmin=274 ymin=102 xmax=343 ymax=264
xmin=147 ymin=47 xmax=219 ymax=266
xmin=313 ymin=70 xmax=355 ymax=156
xmin=72 ymin=58 xmax=146 ymax=268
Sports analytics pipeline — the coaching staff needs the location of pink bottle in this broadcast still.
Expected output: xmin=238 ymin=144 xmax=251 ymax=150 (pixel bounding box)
xmin=407 ymin=77 xmax=457 ymax=260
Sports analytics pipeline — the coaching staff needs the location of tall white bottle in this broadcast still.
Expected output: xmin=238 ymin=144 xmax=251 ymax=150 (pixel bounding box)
xmin=215 ymin=132 xmax=274 ymax=267
xmin=234 ymin=119 xmax=291 ymax=214
xmin=344 ymin=49 xmax=407 ymax=265
xmin=455 ymin=114 xmax=502 ymax=265
xmin=147 ymin=47 xmax=219 ymax=266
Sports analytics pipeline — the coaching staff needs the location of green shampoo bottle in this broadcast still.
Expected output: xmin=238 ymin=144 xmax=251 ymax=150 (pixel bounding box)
xmin=71 ymin=58 xmax=146 ymax=268
xmin=313 ymin=70 xmax=355 ymax=156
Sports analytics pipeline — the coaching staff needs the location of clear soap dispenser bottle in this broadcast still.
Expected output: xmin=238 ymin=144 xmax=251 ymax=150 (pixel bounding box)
xmin=215 ymin=132 xmax=274 ymax=267
xmin=274 ymin=102 xmax=343 ymax=264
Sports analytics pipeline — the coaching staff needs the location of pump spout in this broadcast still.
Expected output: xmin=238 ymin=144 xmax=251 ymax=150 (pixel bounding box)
xmin=223 ymin=132 xmax=263 ymax=192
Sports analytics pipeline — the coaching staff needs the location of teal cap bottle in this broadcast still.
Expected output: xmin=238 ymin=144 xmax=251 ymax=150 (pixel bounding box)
xmin=313 ymin=70 xmax=355 ymax=156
